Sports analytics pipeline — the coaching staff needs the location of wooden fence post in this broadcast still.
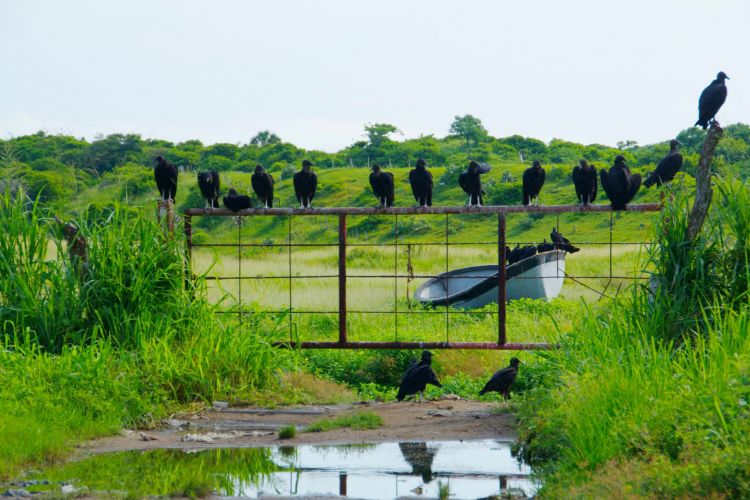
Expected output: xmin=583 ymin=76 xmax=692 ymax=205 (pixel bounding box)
xmin=687 ymin=123 xmax=724 ymax=241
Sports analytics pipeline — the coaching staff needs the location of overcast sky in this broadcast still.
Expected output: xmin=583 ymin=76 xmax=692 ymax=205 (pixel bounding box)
xmin=1 ymin=0 xmax=747 ymax=151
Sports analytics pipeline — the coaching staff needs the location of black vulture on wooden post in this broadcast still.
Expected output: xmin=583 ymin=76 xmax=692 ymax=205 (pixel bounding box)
xmin=571 ymin=160 xmax=597 ymax=205
xmin=458 ymin=160 xmax=484 ymax=206
xmin=695 ymin=72 xmax=729 ymax=130
xmin=479 ymin=357 xmax=520 ymax=399
xmin=600 ymin=155 xmax=641 ymax=210
xmin=369 ymin=164 xmax=395 ymax=207
xmin=409 ymin=158 xmax=433 ymax=207
xmin=293 ymin=160 xmax=318 ymax=208
xmin=197 ymin=171 xmax=220 ymax=208
xmin=644 ymin=140 xmax=683 ymax=188
xmin=397 ymin=351 xmax=442 ymax=402
xmin=154 ymin=156 xmax=178 ymax=201
xmin=222 ymin=188 xmax=253 ymax=211
xmin=251 ymin=165 xmax=275 ymax=208
xmin=522 ymin=160 xmax=546 ymax=206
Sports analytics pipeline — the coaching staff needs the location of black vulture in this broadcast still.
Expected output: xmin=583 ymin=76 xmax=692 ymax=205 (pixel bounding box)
xmin=551 ymin=227 xmax=580 ymax=253
xmin=644 ymin=140 xmax=683 ymax=188
xmin=600 ymin=155 xmax=642 ymax=210
xmin=695 ymin=71 xmax=729 ymax=129
xmin=536 ymin=239 xmax=555 ymax=253
xmin=397 ymin=350 xmax=442 ymax=402
xmin=222 ymin=188 xmax=253 ymax=211
xmin=458 ymin=160 xmax=484 ymax=206
xmin=251 ymin=165 xmax=275 ymax=208
xmin=197 ymin=171 xmax=220 ymax=208
xmin=522 ymin=160 xmax=546 ymax=206
xmin=479 ymin=357 xmax=520 ymax=400
xmin=508 ymin=244 xmax=537 ymax=265
xmin=409 ymin=158 xmax=433 ymax=207
xmin=571 ymin=160 xmax=597 ymax=205
xmin=154 ymin=156 xmax=178 ymax=201
xmin=369 ymin=164 xmax=395 ymax=207
xmin=399 ymin=442 xmax=437 ymax=483
xmin=293 ymin=160 xmax=318 ymax=208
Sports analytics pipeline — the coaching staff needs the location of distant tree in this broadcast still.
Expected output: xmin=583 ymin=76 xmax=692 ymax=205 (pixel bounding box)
xmin=450 ymin=114 xmax=489 ymax=149
xmin=364 ymin=123 xmax=401 ymax=147
xmin=250 ymin=130 xmax=281 ymax=147
xmin=616 ymin=140 xmax=639 ymax=150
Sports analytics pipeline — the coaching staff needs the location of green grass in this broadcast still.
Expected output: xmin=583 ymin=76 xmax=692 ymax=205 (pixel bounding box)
xmin=304 ymin=411 xmax=384 ymax=432
xmin=277 ymin=425 xmax=296 ymax=439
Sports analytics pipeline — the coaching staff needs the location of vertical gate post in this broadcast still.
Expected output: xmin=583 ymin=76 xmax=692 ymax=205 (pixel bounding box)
xmin=184 ymin=214 xmax=192 ymax=262
xmin=498 ymin=212 xmax=507 ymax=345
xmin=338 ymin=214 xmax=347 ymax=344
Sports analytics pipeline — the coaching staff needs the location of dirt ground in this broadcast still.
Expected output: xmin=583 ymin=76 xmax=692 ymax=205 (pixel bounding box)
xmin=84 ymin=398 xmax=516 ymax=454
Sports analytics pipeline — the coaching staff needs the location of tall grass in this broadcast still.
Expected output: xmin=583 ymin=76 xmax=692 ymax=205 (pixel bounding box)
xmin=515 ymin=178 xmax=750 ymax=497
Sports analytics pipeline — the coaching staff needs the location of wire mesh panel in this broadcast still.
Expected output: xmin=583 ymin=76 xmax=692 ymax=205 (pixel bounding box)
xmin=184 ymin=203 xmax=661 ymax=350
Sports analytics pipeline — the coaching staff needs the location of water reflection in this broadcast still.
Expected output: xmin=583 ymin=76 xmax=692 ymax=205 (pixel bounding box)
xmin=21 ymin=439 xmax=536 ymax=499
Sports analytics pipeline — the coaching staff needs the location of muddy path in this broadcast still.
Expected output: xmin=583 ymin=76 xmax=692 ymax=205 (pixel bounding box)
xmin=85 ymin=399 xmax=516 ymax=454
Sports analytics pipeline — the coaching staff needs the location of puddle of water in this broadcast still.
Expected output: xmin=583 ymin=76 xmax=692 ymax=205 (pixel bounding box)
xmin=13 ymin=439 xmax=537 ymax=499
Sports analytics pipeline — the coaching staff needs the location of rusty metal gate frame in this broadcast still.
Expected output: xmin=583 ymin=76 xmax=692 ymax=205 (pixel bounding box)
xmin=184 ymin=203 xmax=661 ymax=350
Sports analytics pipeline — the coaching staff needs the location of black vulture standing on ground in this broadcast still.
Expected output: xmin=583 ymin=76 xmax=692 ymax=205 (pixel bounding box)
xmin=409 ymin=158 xmax=433 ymax=207
xmin=551 ymin=227 xmax=580 ymax=253
xmin=571 ymin=160 xmax=597 ymax=205
xmin=536 ymin=239 xmax=555 ymax=253
xmin=399 ymin=443 xmax=437 ymax=483
xmin=251 ymin=165 xmax=275 ymax=208
xmin=695 ymin=72 xmax=729 ymax=129
xmin=397 ymin=351 xmax=442 ymax=402
xmin=197 ymin=171 xmax=220 ymax=208
xmin=644 ymin=140 xmax=683 ymax=188
xmin=522 ymin=160 xmax=546 ymax=206
xmin=222 ymin=188 xmax=253 ymax=211
xmin=154 ymin=156 xmax=178 ymax=201
xmin=458 ymin=160 xmax=484 ymax=206
xmin=508 ymin=244 xmax=537 ymax=265
xmin=479 ymin=357 xmax=520 ymax=400
xmin=600 ymin=155 xmax=642 ymax=210
xmin=293 ymin=160 xmax=318 ymax=208
xmin=369 ymin=164 xmax=395 ymax=207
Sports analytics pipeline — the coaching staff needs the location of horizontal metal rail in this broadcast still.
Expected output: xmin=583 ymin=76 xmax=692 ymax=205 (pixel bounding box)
xmin=184 ymin=203 xmax=661 ymax=217
xmin=191 ymin=241 xmax=652 ymax=247
xmin=273 ymin=341 xmax=556 ymax=350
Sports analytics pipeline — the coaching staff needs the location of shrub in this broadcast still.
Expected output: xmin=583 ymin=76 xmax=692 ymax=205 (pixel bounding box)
xmin=278 ymin=425 xmax=296 ymax=439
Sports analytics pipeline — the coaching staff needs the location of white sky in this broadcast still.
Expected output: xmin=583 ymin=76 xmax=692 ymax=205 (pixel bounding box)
xmin=1 ymin=0 xmax=747 ymax=151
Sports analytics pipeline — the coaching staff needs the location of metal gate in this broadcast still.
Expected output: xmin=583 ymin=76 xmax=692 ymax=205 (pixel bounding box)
xmin=183 ymin=203 xmax=661 ymax=350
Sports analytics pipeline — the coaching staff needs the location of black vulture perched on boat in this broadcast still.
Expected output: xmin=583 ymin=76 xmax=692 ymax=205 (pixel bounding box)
xmin=479 ymin=357 xmax=520 ymax=400
xmin=293 ymin=160 xmax=318 ymax=208
xmin=399 ymin=442 xmax=437 ymax=483
xmin=197 ymin=171 xmax=220 ymax=208
xmin=251 ymin=164 xmax=275 ymax=208
xmin=536 ymin=239 xmax=555 ymax=253
xmin=695 ymin=71 xmax=729 ymax=129
xmin=600 ymin=155 xmax=642 ymax=210
xmin=551 ymin=227 xmax=580 ymax=253
xmin=154 ymin=156 xmax=178 ymax=201
xmin=571 ymin=160 xmax=597 ymax=205
xmin=508 ymin=244 xmax=537 ymax=265
xmin=644 ymin=140 xmax=683 ymax=188
xmin=369 ymin=164 xmax=395 ymax=207
xmin=522 ymin=160 xmax=546 ymax=206
xmin=222 ymin=188 xmax=253 ymax=211
xmin=458 ymin=160 xmax=484 ymax=206
xmin=409 ymin=158 xmax=433 ymax=207
xmin=397 ymin=350 xmax=442 ymax=402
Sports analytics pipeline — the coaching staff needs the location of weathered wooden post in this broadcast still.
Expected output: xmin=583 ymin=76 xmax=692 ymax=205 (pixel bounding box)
xmin=687 ymin=123 xmax=723 ymax=241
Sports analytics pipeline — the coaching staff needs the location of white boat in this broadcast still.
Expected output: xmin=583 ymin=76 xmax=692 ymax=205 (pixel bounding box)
xmin=414 ymin=250 xmax=566 ymax=309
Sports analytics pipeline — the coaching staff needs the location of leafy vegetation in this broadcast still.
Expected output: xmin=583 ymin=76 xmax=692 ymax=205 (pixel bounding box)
xmin=277 ymin=425 xmax=297 ymax=439
xmin=305 ymin=411 xmax=384 ymax=432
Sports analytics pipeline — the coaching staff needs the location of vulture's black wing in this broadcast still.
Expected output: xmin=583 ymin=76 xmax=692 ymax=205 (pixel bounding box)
xmin=479 ymin=366 xmax=517 ymax=395
xmin=397 ymin=364 xmax=442 ymax=401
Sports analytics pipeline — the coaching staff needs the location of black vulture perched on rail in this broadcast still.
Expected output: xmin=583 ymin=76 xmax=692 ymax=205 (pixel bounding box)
xmin=600 ymin=155 xmax=642 ymax=210
xmin=251 ymin=165 xmax=275 ymax=208
xmin=522 ymin=160 xmax=546 ymax=206
xmin=458 ymin=160 xmax=484 ymax=206
xmin=571 ymin=160 xmax=597 ymax=205
xmin=536 ymin=239 xmax=555 ymax=253
xmin=409 ymin=158 xmax=433 ymax=207
xmin=154 ymin=156 xmax=178 ymax=201
xmin=293 ymin=160 xmax=318 ymax=208
xmin=397 ymin=351 xmax=442 ymax=403
xmin=369 ymin=164 xmax=395 ymax=207
xmin=508 ymin=244 xmax=537 ymax=265
xmin=644 ymin=140 xmax=683 ymax=188
xmin=551 ymin=227 xmax=580 ymax=253
xmin=197 ymin=171 xmax=220 ymax=208
xmin=695 ymin=71 xmax=729 ymax=129
xmin=222 ymin=188 xmax=253 ymax=211
xmin=479 ymin=357 xmax=520 ymax=399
